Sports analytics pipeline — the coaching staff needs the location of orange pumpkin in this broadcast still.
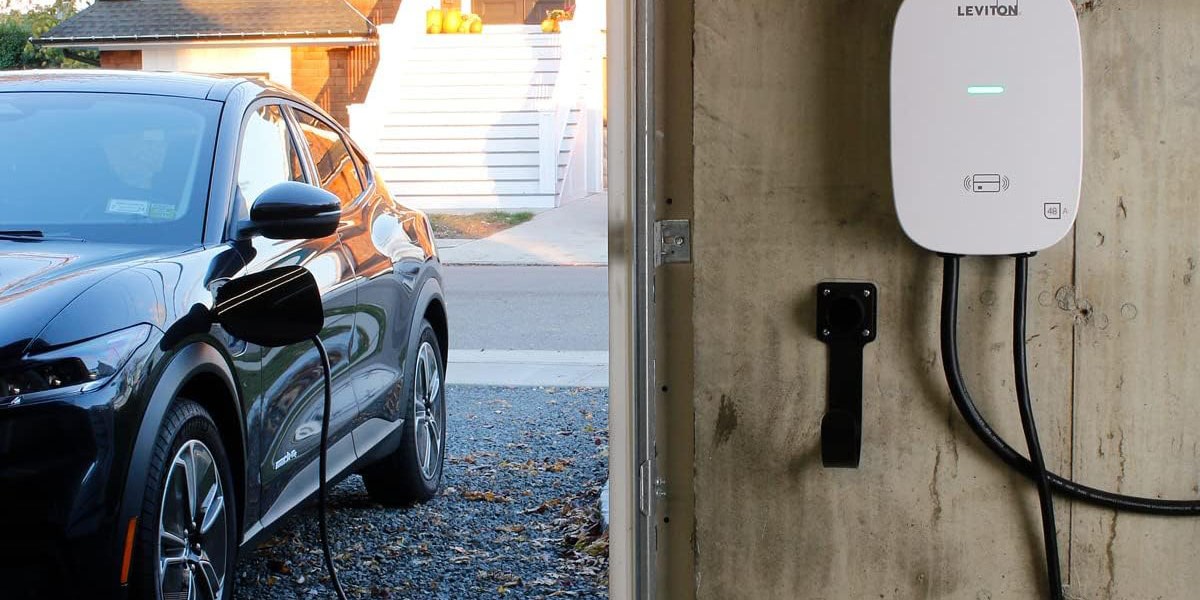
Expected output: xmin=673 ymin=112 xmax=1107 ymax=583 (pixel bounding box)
xmin=541 ymin=18 xmax=555 ymax=33
xmin=443 ymin=9 xmax=463 ymax=34
xmin=470 ymin=19 xmax=483 ymax=34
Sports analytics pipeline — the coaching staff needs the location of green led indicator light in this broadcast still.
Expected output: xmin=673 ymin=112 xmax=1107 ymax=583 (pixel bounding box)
xmin=968 ymin=85 xmax=1006 ymax=95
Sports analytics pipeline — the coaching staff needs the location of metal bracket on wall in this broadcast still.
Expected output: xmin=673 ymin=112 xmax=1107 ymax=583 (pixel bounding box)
xmin=655 ymin=220 xmax=691 ymax=265
xmin=816 ymin=282 xmax=878 ymax=468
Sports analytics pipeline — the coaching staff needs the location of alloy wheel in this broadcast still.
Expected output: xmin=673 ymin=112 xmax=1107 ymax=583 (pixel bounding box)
xmin=413 ymin=341 xmax=444 ymax=480
xmin=157 ymin=440 xmax=228 ymax=600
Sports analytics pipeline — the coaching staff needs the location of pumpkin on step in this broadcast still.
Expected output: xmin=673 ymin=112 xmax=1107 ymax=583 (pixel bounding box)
xmin=426 ymin=8 xmax=442 ymax=33
xmin=442 ymin=9 xmax=463 ymax=34
xmin=540 ymin=18 xmax=555 ymax=33
xmin=462 ymin=13 xmax=483 ymax=34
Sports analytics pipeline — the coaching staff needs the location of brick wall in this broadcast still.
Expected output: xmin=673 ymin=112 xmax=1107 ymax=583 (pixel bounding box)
xmin=99 ymin=50 xmax=142 ymax=70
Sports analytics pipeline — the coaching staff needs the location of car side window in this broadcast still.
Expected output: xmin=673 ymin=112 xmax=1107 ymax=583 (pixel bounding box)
xmin=236 ymin=104 xmax=305 ymax=211
xmin=293 ymin=109 xmax=364 ymax=207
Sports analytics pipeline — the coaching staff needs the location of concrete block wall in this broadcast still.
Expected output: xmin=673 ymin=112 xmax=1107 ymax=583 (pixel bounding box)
xmin=684 ymin=0 xmax=1200 ymax=598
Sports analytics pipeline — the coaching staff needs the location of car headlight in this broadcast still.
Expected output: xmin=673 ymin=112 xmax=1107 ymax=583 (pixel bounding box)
xmin=0 ymin=324 xmax=152 ymax=406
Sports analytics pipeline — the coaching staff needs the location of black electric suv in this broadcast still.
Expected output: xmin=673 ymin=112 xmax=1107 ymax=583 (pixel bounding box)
xmin=0 ymin=71 xmax=448 ymax=599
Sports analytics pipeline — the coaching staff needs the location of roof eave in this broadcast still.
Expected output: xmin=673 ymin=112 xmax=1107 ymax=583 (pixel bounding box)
xmin=36 ymin=32 xmax=377 ymax=50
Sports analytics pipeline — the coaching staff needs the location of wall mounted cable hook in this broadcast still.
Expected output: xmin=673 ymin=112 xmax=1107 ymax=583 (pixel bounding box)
xmin=816 ymin=282 xmax=878 ymax=468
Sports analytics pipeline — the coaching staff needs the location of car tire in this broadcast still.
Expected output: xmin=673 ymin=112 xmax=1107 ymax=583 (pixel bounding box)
xmin=134 ymin=399 xmax=238 ymax=600
xmin=364 ymin=319 xmax=447 ymax=505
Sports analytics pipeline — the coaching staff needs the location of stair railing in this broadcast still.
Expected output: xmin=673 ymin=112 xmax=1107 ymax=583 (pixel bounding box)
xmin=538 ymin=2 xmax=599 ymax=197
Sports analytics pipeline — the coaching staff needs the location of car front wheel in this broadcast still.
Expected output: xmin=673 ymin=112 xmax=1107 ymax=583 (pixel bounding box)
xmin=364 ymin=319 xmax=447 ymax=505
xmin=135 ymin=399 xmax=237 ymax=600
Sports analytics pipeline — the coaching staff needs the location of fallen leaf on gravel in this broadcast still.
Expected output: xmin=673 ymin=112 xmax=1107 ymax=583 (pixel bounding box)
xmin=495 ymin=524 xmax=526 ymax=534
xmin=463 ymin=490 xmax=511 ymax=503
xmin=544 ymin=458 xmax=573 ymax=473
xmin=267 ymin=559 xmax=291 ymax=575
xmin=583 ymin=539 xmax=609 ymax=556
xmin=522 ymin=499 xmax=561 ymax=514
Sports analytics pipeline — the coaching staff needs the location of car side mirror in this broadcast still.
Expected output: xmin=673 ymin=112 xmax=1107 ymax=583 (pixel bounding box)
xmin=213 ymin=266 xmax=324 ymax=347
xmin=247 ymin=181 xmax=341 ymax=240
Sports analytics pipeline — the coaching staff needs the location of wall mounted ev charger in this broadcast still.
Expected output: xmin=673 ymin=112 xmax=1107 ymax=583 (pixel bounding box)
xmin=891 ymin=0 xmax=1083 ymax=255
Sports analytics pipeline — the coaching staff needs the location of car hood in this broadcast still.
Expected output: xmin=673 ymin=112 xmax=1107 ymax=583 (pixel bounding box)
xmin=0 ymin=240 xmax=183 ymax=361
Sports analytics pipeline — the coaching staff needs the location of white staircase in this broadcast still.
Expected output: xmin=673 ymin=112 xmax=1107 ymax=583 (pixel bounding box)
xmin=352 ymin=22 xmax=601 ymax=211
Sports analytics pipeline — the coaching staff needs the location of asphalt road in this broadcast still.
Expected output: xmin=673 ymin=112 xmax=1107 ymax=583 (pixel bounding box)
xmin=443 ymin=266 xmax=608 ymax=352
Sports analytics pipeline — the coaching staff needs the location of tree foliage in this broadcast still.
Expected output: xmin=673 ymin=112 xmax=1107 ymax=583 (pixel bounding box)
xmin=0 ymin=19 xmax=27 ymax=70
xmin=0 ymin=0 xmax=97 ymax=70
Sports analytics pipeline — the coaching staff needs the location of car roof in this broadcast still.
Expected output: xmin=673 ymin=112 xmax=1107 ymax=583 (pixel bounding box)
xmin=0 ymin=69 xmax=292 ymax=102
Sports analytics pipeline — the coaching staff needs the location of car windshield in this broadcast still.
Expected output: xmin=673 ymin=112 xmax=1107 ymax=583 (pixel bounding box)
xmin=0 ymin=92 xmax=220 ymax=245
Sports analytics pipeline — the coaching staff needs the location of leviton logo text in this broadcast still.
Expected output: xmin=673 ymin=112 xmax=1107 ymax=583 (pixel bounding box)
xmin=957 ymin=4 xmax=1019 ymax=17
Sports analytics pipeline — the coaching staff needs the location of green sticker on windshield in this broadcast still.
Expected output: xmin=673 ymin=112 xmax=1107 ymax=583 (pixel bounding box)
xmin=149 ymin=203 xmax=178 ymax=220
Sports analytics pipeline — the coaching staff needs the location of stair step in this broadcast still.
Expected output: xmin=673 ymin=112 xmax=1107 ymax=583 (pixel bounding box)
xmin=396 ymin=58 xmax=560 ymax=74
xmin=379 ymin=123 xmax=577 ymax=141
xmin=466 ymin=24 xmax=546 ymax=34
xmin=382 ymin=165 xmax=539 ymax=181
xmin=379 ymin=124 xmax=535 ymax=140
xmin=394 ymin=193 xmax=558 ymax=211
xmin=381 ymin=163 xmax=569 ymax=180
xmin=386 ymin=97 xmax=568 ymax=112
xmin=384 ymin=110 xmax=577 ymax=127
xmin=390 ymin=84 xmax=555 ymax=100
xmin=372 ymin=151 xmax=566 ymax=168
xmin=414 ymin=32 xmax=562 ymax=49
xmin=389 ymin=180 xmax=542 ymax=195
xmin=406 ymin=45 xmax=562 ymax=61
xmin=378 ymin=138 xmax=537 ymax=153
xmin=388 ymin=71 xmax=558 ymax=87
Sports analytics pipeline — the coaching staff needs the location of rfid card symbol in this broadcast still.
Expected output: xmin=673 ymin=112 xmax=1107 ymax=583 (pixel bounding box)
xmin=963 ymin=174 xmax=1011 ymax=193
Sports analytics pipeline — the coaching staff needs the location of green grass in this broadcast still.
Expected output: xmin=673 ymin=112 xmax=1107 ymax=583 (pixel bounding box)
xmin=429 ymin=211 xmax=536 ymax=239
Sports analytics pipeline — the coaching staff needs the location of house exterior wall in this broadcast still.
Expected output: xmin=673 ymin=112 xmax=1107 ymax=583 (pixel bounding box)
xmin=686 ymin=0 xmax=1200 ymax=598
xmin=139 ymin=46 xmax=293 ymax=87
xmin=99 ymin=50 xmax=142 ymax=69
xmin=291 ymin=42 xmax=378 ymax=127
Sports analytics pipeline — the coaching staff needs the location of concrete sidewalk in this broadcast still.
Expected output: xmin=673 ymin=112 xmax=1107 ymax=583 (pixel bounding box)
xmin=437 ymin=192 xmax=608 ymax=266
xmin=446 ymin=350 xmax=609 ymax=387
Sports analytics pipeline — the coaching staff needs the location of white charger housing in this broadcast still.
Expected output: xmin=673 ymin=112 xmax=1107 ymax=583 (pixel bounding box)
xmin=891 ymin=0 xmax=1083 ymax=255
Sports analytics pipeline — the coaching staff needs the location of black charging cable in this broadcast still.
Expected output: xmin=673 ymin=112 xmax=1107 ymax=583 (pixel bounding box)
xmin=313 ymin=336 xmax=349 ymax=600
xmin=1011 ymin=255 xmax=1064 ymax=599
xmin=941 ymin=255 xmax=1200 ymax=515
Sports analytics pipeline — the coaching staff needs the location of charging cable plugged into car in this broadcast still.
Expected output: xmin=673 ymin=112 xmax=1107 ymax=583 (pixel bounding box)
xmin=888 ymin=1 xmax=1200 ymax=598
xmin=173 ymin=265 xmax=349 ymax=600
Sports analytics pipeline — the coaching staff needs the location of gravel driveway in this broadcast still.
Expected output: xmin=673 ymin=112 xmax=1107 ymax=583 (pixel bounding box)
xmin=235 ymin=385 xmax=609 ymax=599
